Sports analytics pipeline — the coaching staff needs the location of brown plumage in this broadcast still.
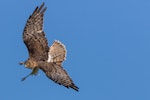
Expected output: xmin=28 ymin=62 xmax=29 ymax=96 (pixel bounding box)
xmin=20 ymin=2 xmax=79 ymax=92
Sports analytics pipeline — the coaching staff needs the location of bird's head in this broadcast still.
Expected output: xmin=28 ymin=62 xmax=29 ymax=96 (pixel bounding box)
xmin=19 ymin=58 xmax=38 ymax=69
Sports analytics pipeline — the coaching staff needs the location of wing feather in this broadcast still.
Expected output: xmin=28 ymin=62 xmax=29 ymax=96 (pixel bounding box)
xmin=39 ymin=62 xmax=79 ymax=91
xmin=23 ymin=2 xmax=49 ymax=61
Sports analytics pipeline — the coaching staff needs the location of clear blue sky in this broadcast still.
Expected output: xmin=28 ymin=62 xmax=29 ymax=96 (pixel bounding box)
xmin=0 ymin=0 xmax=150 ymax=100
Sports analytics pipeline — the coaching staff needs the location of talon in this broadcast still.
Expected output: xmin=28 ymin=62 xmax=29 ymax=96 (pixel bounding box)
xmin=21 ymin=77 xmax=26 ymax=81
xmin=19 ymin=62 xmax=24 ymax=65
xmin=21 ymin=74 xmax=30 ymax=81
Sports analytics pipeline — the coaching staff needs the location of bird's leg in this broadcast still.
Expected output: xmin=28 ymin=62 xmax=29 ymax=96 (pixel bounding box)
xmin=21 ymin=73 xmax=31 ymax=81
xmin=21 ymin=67 xmax=39 ymax=81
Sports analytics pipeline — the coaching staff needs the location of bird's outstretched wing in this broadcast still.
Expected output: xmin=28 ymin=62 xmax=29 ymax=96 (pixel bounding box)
xmin=21 ymin=2 xmax=79 ymax=91
xmin=47 ymin=40 xmax=67 ymax=65
xmin=39 ymin=62 xmax=79 ymax=91
xmin=23 ymin=3 xmax=49 ymax=61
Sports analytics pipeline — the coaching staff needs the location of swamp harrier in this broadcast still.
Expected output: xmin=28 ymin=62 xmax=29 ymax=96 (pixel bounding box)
xmin=19 ymin=2 xmax=79 ymax=91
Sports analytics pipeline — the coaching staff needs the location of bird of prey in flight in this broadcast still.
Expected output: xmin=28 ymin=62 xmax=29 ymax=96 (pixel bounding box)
xmin=19 ymin=2 xmax=79 ymax=91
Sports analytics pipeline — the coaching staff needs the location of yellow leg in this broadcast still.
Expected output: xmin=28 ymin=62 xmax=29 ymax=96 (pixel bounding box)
xmin=21 ymin=68 xmax=39 ymax=81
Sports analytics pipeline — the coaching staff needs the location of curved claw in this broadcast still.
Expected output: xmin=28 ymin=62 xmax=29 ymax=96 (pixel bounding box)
xmin=21 ymin=77 xmax=27 ymax=81
xmin=19 ymin=62 xmax=25 ymax=65
xmin=21 ymin=74 xmax=31 ymax=81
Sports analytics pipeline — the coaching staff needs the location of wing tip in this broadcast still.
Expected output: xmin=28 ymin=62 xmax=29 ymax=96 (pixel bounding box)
xmin=32 ymin=2 xmax=47 ymax=15
xmin=69 ymin=83 xmax=79 ymax=92
xmin=39 ymin=2 xmax=47 ymax=13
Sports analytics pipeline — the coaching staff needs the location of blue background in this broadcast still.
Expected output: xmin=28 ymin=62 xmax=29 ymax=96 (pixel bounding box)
xmin=0 ymin=0 xmax=150 ymax=99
